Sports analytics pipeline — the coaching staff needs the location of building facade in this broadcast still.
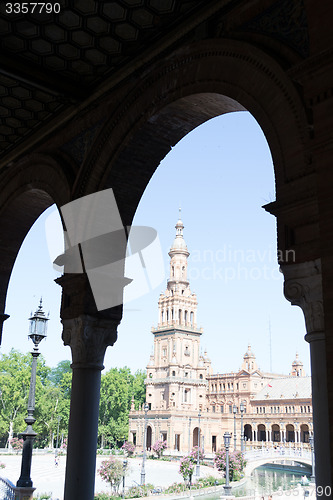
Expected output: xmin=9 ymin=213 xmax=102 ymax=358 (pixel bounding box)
xmin=128 ymin=216 xmax=312 ymax=454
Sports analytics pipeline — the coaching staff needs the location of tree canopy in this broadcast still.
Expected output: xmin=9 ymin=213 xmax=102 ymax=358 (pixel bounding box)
xmin=0 ymin=349 xmax=145 ymax=449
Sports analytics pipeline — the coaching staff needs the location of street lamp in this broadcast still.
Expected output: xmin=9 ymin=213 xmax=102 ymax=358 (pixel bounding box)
xmin=55 ymin=415 xmax=61 ymax=465
xmin=240 ymin=401 xmax=245 ymax=453
xmin=122 ymin=459 xmax=128 ymax=498
xmin=309 ymin=434 xmax=315 ymax=483
xmin=223 ymin=432 xmax=232 ymax=496
xmin=188 ymin=416 xmax=191 ymax=452
xmin=233 ymin=405 xmax=237 ymax=450
xmin=16 ymin=299 xmax=49 ymax=491
xmin=196 ymin=412 xmax=201 ymax=477
xmin=140 ymin=402 xmax=149 ymax=485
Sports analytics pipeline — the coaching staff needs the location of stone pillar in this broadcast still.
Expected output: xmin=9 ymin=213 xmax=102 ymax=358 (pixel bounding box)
xmin=56 ymin=274 xmax=120 ymax=500
xmin=281 ymin=259 xmax=332 ymax=490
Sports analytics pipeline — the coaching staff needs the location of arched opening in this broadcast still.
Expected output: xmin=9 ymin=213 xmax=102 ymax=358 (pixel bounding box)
xmin=258 ymin=424 xmax=266 ymax=442
xmin=272 ymin=424 xmax=281 ymax=443
xmin=193 ymin=427 xmax=200 ymax=448
xmin=146 ymin=425 xmax=152 ymax=450
xmin=301 ymin=424 xmax=309 ymax=443
xmin=286 ymin=424 xmax=295 ymax=443
xmin=244 ymin=424 xmax=252 ymax=441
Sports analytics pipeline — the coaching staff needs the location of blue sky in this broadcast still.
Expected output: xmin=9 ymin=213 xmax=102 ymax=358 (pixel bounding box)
xmin=2 ymin=111 xmax=310 ymax=376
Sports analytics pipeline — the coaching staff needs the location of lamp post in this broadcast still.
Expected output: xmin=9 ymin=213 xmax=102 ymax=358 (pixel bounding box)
xmin=16 ymin=299 xmax=49 ymax=492
xmin=188 ymin=416 xmax=191 ymax=452
xmin=309 ymin=434 xmax=315 ymax=483
xmin=223 ymin=432 xmax=232 ymax=496
xmin=55 ymin=415 xmax=61 ymax=463
xmin=140 ymin=402 xmax=149 ymax=485
xmin=196 ymin=412 xmax=201 ymax=478
xmin=122 ymin=459 xmax=128 ymax=499
xmin=233 ymin=405 xmax=237 ymax=450
xmin=240 ymin=401 xmax=245 ymax=453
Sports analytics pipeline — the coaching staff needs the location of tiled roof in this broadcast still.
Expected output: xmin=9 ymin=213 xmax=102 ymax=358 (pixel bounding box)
xmin=253 ymin=377 xmax=311 ymax=401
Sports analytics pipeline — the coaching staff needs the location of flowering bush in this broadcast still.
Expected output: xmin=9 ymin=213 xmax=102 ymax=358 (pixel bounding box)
xmin=122 ymin=441 xmax=135 ymax=457
xmin=190 ymin=446 xmax=204 ymax=462
xmin=0 ymin=462 xmax=5 ymax=469
xmin=164 ymin=482 xmax=187 ymax=494
xmin=10 ymin=438 xmax=23 ymax=453
xmin=179 ymin=455 xmax=195 ymax=483
xmin=214 ymin=450 xmax=247 ymax=481
xmin=98 ymin=457 xmax=125 ymax=494
xmin=125 ymin=484 xmax=154 ymax=498
xmin=152 ymin=440 xmax=167 ymax=458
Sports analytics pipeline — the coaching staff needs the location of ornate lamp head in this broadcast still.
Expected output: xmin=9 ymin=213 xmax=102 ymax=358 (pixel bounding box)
xmin=28 ymin=298 xmax=49 ymax=347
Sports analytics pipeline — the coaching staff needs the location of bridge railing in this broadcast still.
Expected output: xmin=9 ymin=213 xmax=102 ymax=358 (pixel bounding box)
xmin=245 ymin=447 xmax=311 ymax=461
xmin=0 ymin=476 xmax=16 ymax=500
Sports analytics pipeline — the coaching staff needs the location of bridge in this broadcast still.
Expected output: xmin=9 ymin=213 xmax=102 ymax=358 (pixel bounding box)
xmin=244 ymin=448 xmax=312 ymax=475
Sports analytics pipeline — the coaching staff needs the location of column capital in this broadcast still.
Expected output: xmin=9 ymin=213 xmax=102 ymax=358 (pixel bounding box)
xmin=280 ymin=258 xmax=324 ymax=339
xmin=62 ymin=315 xmax=118 ymax=370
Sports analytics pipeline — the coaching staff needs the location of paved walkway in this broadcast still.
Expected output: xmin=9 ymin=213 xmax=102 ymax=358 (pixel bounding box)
xmin=0 ymin=454 xmax=220 ymax=499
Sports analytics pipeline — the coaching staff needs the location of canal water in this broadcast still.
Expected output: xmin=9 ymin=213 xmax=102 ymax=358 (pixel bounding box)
xmin=232 ymin=464 xmax=312 ymax=497
xmin=200 ymin=464 xmax=312 ymax=498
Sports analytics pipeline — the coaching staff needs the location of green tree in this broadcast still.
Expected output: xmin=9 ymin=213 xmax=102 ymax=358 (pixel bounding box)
xmin=0 ymin=349 xmax=46 ymax=447
xmin=98 ymin=367 xmax=145 ymax=448
xmin=129 ymin=370 xmax=146 ymax=410
xmin=48 ymin=360 xmax=71 ymax=386
xmin=99 ymin=368 xmax=132 ymax=448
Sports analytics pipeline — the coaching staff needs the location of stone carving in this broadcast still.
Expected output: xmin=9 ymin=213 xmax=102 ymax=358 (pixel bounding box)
xmin=239 ymin=0 xmax=309 ymax=58
xmin=62 ymin=315 xmax=118 ymax=369
xmin=280 ymin=258 xmax=324 ymax=337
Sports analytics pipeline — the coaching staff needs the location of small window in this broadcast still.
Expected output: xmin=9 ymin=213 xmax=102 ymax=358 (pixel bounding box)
xmin=212 ymin=405 xmax=216 ymax=413
xmin=172 ymin=370 xmax=176 ymax=376
xmin=149 ymin=373 xmax=153 ymax=378
xmin=199 ymin=374 xmax=203 ymax=379
xmin=220 ymin=406 xmax=224 ymax=413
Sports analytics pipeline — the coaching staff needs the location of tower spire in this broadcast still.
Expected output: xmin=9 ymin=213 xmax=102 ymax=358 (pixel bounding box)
xmin=156 ymin=211 xmax=198 ymax=329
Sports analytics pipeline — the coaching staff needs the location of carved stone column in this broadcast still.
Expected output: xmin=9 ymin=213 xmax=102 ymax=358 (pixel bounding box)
xmin=281 ymin=258 xmax=332 ymax=490
xmin=56 ymin=274 xmax=121 ymax=500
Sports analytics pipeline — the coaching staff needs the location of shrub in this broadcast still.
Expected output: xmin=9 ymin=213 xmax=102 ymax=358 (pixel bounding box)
xmin=94 ymin=493 xmax=122 ymax=500
xmin=0 ymin=462 xmax=5 ymax=469
xmin=179 ymin=455 xmax=195 ymax=483
xmin=98 ymin=457 xmax=127 ymax=494
xmin=122 ymin=441 xmax=135 ymax=457
xmin=214 ymin=449 xmax=247 ymax=481
xmin=10 ymin=438 xmax=23 ymax=452
xmin=152 ymin=440 xmax=167 ymax=458
xmin=190 ymin=446 xmax=204 ymax=462
xmin=125 ymin=484 xmax=154 ymax=498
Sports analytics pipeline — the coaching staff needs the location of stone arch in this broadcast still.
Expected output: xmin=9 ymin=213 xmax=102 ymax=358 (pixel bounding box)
xmin=193 ymin=427 xmax=200 ymax=448
xmin=0 ymin=154 xmax=71 ymax=329
xmin=286 ymin=423 xmax=295 ymax=442
xmin=78 ymin=39 xmax=310 ymax=228
xmin=258 ymin=424 xmax=266 ymax=441
xmin=146 ymin=425 xmax=152 ymax=451
xmin=244 ymin=424 xmax=252 ymax=441
xmin=301 ymin=423 xmax=310 ymax=443
xmin=272 ymin=424 xmax=281 ymax=442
